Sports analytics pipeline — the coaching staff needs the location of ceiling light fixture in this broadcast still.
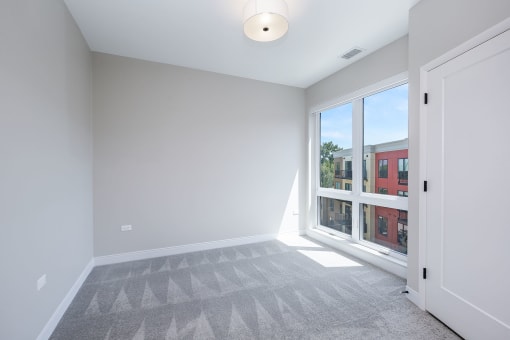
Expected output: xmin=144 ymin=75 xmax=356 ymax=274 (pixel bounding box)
xmin=243 ymin=0 xmax=289 ymax=42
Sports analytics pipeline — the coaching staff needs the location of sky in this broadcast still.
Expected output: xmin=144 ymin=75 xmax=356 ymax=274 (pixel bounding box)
xmin=320 ymin=84 xmax=408 ymax=149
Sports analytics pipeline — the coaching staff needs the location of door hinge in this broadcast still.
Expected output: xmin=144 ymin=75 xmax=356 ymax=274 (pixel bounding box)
xmin=424 ymin=180 xmax=428 ymax=192
xmin=423 ymin=268 xmax=427 ymax=279
xmin=424 ymin=93 xmax=428 ymax=104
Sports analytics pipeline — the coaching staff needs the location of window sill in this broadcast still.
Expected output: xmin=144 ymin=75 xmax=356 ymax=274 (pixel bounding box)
xmin=306 ymin=227 xmax=407 ymax=279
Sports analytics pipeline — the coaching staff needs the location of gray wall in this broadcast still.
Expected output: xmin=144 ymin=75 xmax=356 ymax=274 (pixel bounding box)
xmin=3 ymin=1 xmax=505 ymax=337
xmin=0 ymin=0 xmax=93 ymax=339
xmin=407 ymin=0 xmax=510 ymax=292
xmin=93 ymin=53 xmax=306 ymax=256
xmin=306 ymin=36 xmax=408 ymax=111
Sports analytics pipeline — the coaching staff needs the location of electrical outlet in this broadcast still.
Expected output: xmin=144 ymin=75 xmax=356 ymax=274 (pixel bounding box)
xmin=120 ymin=225 xmax=132 ymax=232
xmin=37 ymin=274 xmax=47 ymax=291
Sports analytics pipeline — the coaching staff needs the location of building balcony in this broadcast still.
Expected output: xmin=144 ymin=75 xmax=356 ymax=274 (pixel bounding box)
xmin=333 ymin=168 xmax=367 ymax=180
xmin=334 ymin=170 xmax=352 ymax=179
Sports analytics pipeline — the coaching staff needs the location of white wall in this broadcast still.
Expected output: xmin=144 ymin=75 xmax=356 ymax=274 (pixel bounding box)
xmin=93 ymin=53 xmax=306 ymax=256
xmin=0 ymin=1 xmax=93 ymax=339
xmin=407 ymin=0 xmax=510 ymax=292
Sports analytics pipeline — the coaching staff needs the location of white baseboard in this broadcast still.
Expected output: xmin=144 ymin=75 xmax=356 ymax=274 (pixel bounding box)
xmin=405 ymin=285 xmax=425 ymax=310
xmin=37 ymin=258 xmax=95 ymax=340
xmin=94 ymin=233 xmax=279 ymax=266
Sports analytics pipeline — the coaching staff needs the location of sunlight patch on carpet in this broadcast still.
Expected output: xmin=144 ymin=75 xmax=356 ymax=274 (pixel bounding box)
xmin=298 ymin=250 xmax=363 ymax=268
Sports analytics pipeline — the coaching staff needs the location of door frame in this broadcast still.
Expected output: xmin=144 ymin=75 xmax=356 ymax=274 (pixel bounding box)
xmin=417 ymin=17 xmax=510 ymax=311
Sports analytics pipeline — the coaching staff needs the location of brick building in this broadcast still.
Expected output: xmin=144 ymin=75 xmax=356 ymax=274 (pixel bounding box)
xmin=325 ymin=138 xmax=408 ymax=254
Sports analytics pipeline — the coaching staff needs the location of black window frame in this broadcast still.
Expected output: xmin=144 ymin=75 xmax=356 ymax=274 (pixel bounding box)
xmin=378 ymin=159 xmax=388 ymax=178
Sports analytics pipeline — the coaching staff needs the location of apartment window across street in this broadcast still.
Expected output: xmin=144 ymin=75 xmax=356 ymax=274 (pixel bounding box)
xmin=316 ymin=79 xmax=408 ymax=258
xmin=345 ymin=161 xmax=352 ymax=178
xmin=398 ymin=190 xmax=408 ymax=197
xmin=378 ymin=159 xmax=388 ymax=178
xmin=397 ymin=210 xmax=408 ymax=250
xmin=398 ymin=158 xmax=408 ymax=185
xmin=378 ymin=216 xmax=388 ymax=236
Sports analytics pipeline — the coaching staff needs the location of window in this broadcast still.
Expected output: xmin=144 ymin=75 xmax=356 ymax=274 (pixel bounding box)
xmin=398 ymin=158 xmax=408 ymax=185
xmin=315 ymin=78 xmax=408 ymax=259
xmin=378 ymin=216 xmax=388 ymax=236
xmin=319 ymin=197 xmax=352 ymax=235
xmin=360 ymin=205 xmax=408 ymax=254
xmin=364 ymin=84 xmax=408 ymax=196
xmin=345 ymin=161 xmax=352 ymax=179
xmin=397 ymin=190 xmax=408 ymax=197
xmin=320 ymin=102 xmax=352 ymax=190
xmin=362 ymin=208 xmax=368 ymax=234
xmin=397 ymin=209 xmax=408 ymax=251
xmin=378 ymin=159 xmax=388 ymax=178
xmin=398 ymin=158 xmax=408 ymax=172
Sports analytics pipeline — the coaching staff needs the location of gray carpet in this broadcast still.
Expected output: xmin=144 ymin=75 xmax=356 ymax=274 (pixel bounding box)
xmin=50 ymin=238 xmax=460 ymax=339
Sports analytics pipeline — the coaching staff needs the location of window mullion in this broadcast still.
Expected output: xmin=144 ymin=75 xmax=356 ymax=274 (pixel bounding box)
xmin=314 ymin=113 xmax=320 ymax=226
xmin=351 ymin=99 xmax=363 ymax=242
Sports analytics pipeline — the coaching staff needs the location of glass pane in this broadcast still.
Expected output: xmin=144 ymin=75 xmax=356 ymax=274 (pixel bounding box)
xmin=363 ymin=84 xmax=408 ymax=195
xmin=320 ymin=103 xmax=352 ymax=190
xmin=360 ymin=204 xmax=408 ymax=254
xmin=319 ymin=197 xmax=352 ymax=235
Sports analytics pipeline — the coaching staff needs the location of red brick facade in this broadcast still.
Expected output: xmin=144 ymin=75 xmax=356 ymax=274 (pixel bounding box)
xmin=374 ymin=149 xmax=408 ymax=249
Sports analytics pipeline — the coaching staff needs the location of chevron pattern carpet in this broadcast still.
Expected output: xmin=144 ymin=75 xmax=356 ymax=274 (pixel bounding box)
xmin=50 ymin=236 xmax=459 ymax=339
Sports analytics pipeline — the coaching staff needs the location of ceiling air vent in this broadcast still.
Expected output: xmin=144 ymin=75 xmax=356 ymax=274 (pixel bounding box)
xmin=340 ymin=48 xmax=363 ymax=60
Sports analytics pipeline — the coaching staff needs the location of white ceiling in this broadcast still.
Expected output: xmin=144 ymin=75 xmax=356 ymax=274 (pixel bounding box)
xmin=64 ymin=0 xmax=421 ymax=88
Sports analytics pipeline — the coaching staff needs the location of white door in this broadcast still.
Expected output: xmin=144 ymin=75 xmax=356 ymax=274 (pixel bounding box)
xmin=425 ymin=28 xmax=510 ymax=339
